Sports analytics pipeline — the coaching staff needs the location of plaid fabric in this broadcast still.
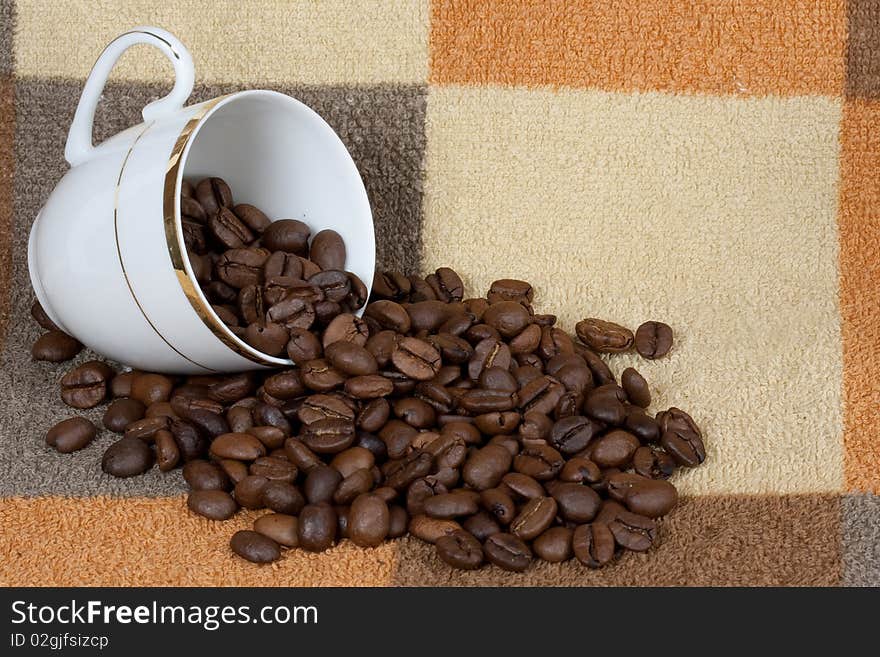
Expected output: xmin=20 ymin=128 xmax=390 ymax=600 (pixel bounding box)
xmin=0 ymin=0 xmax=877 ymax=586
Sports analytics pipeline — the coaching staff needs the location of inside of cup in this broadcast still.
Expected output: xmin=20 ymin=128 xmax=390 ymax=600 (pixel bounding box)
xmin=179 ymin=90 xmax=375 ymax=365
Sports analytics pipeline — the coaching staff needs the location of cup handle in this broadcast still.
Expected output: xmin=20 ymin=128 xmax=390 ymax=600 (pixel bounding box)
xmin=64 ymin=26 xmax=195 ymax=166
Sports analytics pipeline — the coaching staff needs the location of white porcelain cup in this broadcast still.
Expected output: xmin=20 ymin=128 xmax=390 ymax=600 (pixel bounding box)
xmin=28 ymin=26 xmax=375 ymax=374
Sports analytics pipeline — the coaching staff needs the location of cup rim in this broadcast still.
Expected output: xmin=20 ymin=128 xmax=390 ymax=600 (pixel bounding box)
xmin=163 ymin=89 xmax=372 ymax=368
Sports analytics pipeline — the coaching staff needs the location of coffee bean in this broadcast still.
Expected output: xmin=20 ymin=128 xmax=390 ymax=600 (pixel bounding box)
xmin=625 ymin=407 xmax=661 ymax=443
xmin=102 ymin=398 xmax=146 ymax=433
xmin=188 ymin=490 xmax=238 ymax=520
xmin=424 ymin=490 xmax=480 ymax=519
xmin=46 ymin=417 xmax=96 ymax=453
xmin=216 ymin=248 xmax=269 ymax=288
xmin=408 ymin=515 xmax=462 ymax=544
xmin=584 ymin=384 xmax=628 ymax=425
xmin=635 ymin=321 xmax=673 ymax=359
xmin=231 ymin=530 xmax=280 ymax=563
xmin=510 ymin=496 xmax=557 ymax=540
xmin=301 ymin=359 xmax=346 ymax=391
xmin=333 ymin=468 xmax=374 ymax=504
xmin=262 ymin=219 xmax=311 ymax=255
xmin=262 ymin=481 xmax=305 ymax=515
xmin=330 ymin=446 xmax=376 ymax=478
xmin=575 ymin=318 xmax=634 ymax=353
xmin=468 ymin=338 xmax=512 ymax=381
xmin=365 ymin=301 xmax=411 ymax=333
xmin=619 ymin=477 xmax=677 ymax=517
xmin=547 ymin=481 xmax=601 ymax=523
xmin=621 ymin=368 xmax=651 ymax=408
xmin=234 ymin=475 xmax=270 ymax=509
xmin=323 ymin=313 xmax=370 ymax=349
xmin=250 ymin=456 xmax=297 ymax=482
xmin=286 ymin=327 xmax=323 ymax=364
xmin=326 ymin=341 xmax=378 ymax=376
xmin=348 ymin=493 xmax=390 ymax=547
xmin=657 ymin=407 xmax=705 ymax=466
xmin=513 ymin=444 xmax=563 ymax=481
xmin=32 ymin=331 xmax=82 ymax=362
xmin=60 ymin=360 xmax=113 ymax=409
xmin=31 ymin=300 xmax=61 ymax=331
xmin=533 ymin=526 xmax=574 ymax=563
xmin=462 ymin=444 xmax=512 ymax=490
xmin=482 ymin=301 xmax=531 ymax=339
xmin=301 ymin=418 xmax=355 ymax=454
xmin=304 ymin=465 xmax=343 ymax=504
xmin=391 ymin=337 xmax=441 ymax=381
xmin=591 ymin=430 xmax=640 ymax=468
xmin=608 ymin=510 xmax=657 ymax=551
xmin=309 ymin=229 xmax=346 ymax=271
xmin=383 ymin=449 xmax=433 ymax=490
xmin=484 ymin=533 xmax=532 ymax=572
xmin=501 ymin=473 xmax=545 ymax=501
xmin=170 ymin=419 xmax=208 ymax=461
xmin=131 ymin=373 xmax=174 ymax=406
xmin=209 ymin=207 xmax=254 ymax=249
xmin=558 ymin=457 xmax=602 ymax=484
xmin=154 ymin=430 xmax=180 ymax=471
xmin=233 ymin=204 xmax=271 ymax=233
xmin=254 ymin=513 xmax=299 ymax=547
xmin=210 ymin=433 xmax=267 ymax=461
xmin=627 ymin=449 xmax=667 ymax=484
xmin=487 ymin=279 xmax=533 ymax=305
xmin=195 ymin=177 xmax=233 ymax=215
xmin=572 ymin=523 xmax=615 ymax=568
xmin=244 ymin=322 xmax=289 ymax=356
xmin=480 ymin=487 xmax=516 ymax=525
xmin=549 ymin=415 xmax=601 ymax=454
xmin=436 ymin=530 xmax=484 ymax=570
xmin=462 ymin=511 xmax=502 ymax=542
xmin=183 ymin=460 xmax=230 ymax=490
xmin=264 ymin=251 xmax=303 ymax=279
xmin=102 ymin=436 xmax=154 ymax=477
xmin=298 ymin=504 xmax=337 ymax=552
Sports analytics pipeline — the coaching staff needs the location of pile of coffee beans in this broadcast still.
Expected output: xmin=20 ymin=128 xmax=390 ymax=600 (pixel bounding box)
xmin=33 ymin=188 xmax=706 ymax=572
xmin=180 ymin=177 xmax=368 ymax=354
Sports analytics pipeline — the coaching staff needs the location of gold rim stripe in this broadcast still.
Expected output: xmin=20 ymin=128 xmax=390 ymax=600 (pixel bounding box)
xmin=163 ymin=97 xmax=276 ymax=366
xmin=114 ymin=122 xmax=216 ymax=372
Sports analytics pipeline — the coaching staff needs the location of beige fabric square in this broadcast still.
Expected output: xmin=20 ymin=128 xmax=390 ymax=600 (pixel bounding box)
xmin=422 ymin=86 xmax=844 ymax=495
xmin=14 ymin=0 xmax=429 ymax=85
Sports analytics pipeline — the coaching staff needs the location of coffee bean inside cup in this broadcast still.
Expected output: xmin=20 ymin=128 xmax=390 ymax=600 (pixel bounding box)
xmin=31 ymin=176 xmax=703 ymax=573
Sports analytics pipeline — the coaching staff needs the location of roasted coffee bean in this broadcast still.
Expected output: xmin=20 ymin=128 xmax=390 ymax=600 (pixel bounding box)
xmin=323 ymin=313 xmax=370 ymax=348
xmin=632 ymin=445 xmax=673 ymax=478
xmin=60 ymin=361 xmax=113 ymax=409
xmin=284 ymin=438 xmax=322 ymax=472
xmin=333 ymin=468 xmax=374 ymax=504
xmin=572 ymin=523 xmax=615 ymax=568
xmin=365 ymin=300 xmax=411 ymax=333
xmin=207 ymin=279 xmax=239 ymax=304
xmin=234 ymin=475 xmax=270 ymax=509
xmin=188 ymin=490 xmax=238 ymax=520
xmin=301 ymin=359 xmax=346 ymax=391
xmin=391 ymin=337 xmax=441 ymax=381
xmin=591 ymin=430 xmax=640 ymax=468
xmin=461 ymin=511 xmax=501 ymax=542
xmin=549 ymin=415 xmax=601 ymax=454
xmin=584 ymin=384 xmax=628 ymax=425
xmin=297 ymin=394 xmax=354 ymax=424
xmin=209 ymin=207 xmax=254 ymax=249
xmin=484 ymin=533 xmax=532 ymax=572
xmin=262 ymin=219 xmax=310 ymax=254
xmin=424 ymin=490 xmax=480 ymax=519
xmin=309 ymin=229 xmax=346 ymax=271
xmin=406 ymin=477 xmax=447 ymax=515
xmin=182 ymin=219 xmax=208 ymax=253
xmin=254 ymin=513 xmax=299 ymax=547
xmin=608 ymin=510 xmax=657 ymax=551
xmin=195 ymin=177 xmax=233 ymax=215
xmin=102 ymin=436 xmax=154 ymax=477
xmin=266 ymin=296 xmax=316 ymax=331
xmin=183 ymin=460 xmax=230 ymax=490
xmin=408 ymin=515 xmax=462 ymax=544
xmin=500 ymin=473 xmax=544 ymax=501
xmin=130 ymin=373 xmax=174 ymax=406
xmin=518 ymin=375 xmax=565 ymax=416
xmin=436 ymin=530 xmax=484 ymax=570
xmin=216 ymin=248 xmax=269 ymax=289
xmin=621 ymin=368 xmax=651 ymax=408
xmin=210 ymin=432 xmax=266 ymax=461
xmin=124 ymin=416 xmax=170 ymax=443
xmin=559 ymin=456 xmax=602 ymax=484
xmin=181 ymin=195 xmax=206 ymax=225
xmin=482 ymin=301 xmax=531 ymax=339
xmin=386 ymin=505 xmax=408 ymax=538
xmin=308 ymin=270 xmax=350 ymax=304
xmin=547 ymin=482 xmax=601 ymax=523
xmin=170 ymin=420 xmax=208 ymax=461
xmin=262 ymin=481 xmax=305 ymax=515
xmin=473 ymin=411 xmax=521 ymax=436
xmin=462 ymin=444 xmax=512 ymax=490
xmin=31 ymin=300 xmax=61 ymax=331
xmin=46 ymin=417 xmax=96 ymax=453
xmin=371 ymin=271 xmax=411 ymax=300
xmin=658 ymin=407 xmax=705 ymax=466
xmin=250 ymin=456 xmax=297 ymax=482
xmin=609 ymin=473 xmax=677 ymax=517
xmin=237 ymin=285 xmax=265 ymax=325
xmin=102 ymin=398 xmax=146 ymax=433
xmin=625 ymin=407 xmax=661 ymax=443
xmin=325 ymin=341 xmax=378 ymax=376
xmin=468 ymin=338 xmax=512 ymax=381
xmin=458 ymin=389 xmax=518 ymax=414
xmin=219 ymin=459 xmax=249 ymax=484
xmin=286 ymin=327 xmax=323 ymax=364
xmin=348 ymin=493 xmax=390 ymax=547
xmin=575 ymin=318 xmax=634 ymax=353
xmin=513 ymin=444 xmax=563 ymax=481
xmin=304 ymin=465 xmax=343 ymax=504
xmin=264 ymin=251 xmax=303 ymax=279
xmin=298 ymin=503 xmax=337 ymax=552
xmin=428 ymin=332 xmax=473 ymax=364
xmin=32 ymin=330 xmax=82 ymax=362
xmin=110 ymin=371 xmax=139 ymax=398
xmin=301 ymin=418 xmax=355 ymax=454
xmin=635 ymin=321 xmax=673 ymax=359
xmin=510 ymin=496 xmax=557 ymax=540
xmin=233 ymin=203 xmax=271 ymax=233
xmin=531 ymin=526 xmax=573 ymax=563
xmin=231 ymin=530 xmax=280 ymax=563
xmin=247 ymin=427 xmax=286 ymax=451
xmin=330 ymin=446 xmax=375 ymax=478
xmin=487 ymin=279 xmax=533 ymax=305
xmin=244 ymin=322 xmax=289 ymax=356
xmin=479 ymin=488 xmax=516 ymax=525
xmin=383 ymin=450 xmax=433 ymax=490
